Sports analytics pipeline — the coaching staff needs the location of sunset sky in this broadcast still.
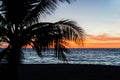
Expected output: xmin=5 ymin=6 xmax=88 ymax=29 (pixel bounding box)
xmin=43 ymin=0 xmax=120 ymax=48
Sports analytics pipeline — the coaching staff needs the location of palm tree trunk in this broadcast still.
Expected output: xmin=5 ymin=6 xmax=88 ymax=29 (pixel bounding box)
xmin=7 ymin=48 xmax=21 ymax=64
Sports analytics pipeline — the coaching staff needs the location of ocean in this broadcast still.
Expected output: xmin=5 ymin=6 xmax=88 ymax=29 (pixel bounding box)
xmin=1 ymin=48 xmax=120 ymax=66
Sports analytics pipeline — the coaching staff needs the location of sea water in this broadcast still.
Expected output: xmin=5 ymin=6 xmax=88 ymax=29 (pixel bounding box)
xmin=1 ymin=48 xmax=120 ymax=66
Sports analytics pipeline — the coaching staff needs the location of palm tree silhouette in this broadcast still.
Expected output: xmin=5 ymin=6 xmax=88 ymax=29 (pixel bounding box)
xmin=0 ymin=0 xmax=84 ymax=79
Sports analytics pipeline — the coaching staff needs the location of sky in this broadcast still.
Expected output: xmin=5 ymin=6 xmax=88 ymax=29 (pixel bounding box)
xmin=42 ymin=0 xmax=120 ymax=48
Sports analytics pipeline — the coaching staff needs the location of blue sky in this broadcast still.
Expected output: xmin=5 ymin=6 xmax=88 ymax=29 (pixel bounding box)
xmin=43 ymin=0 xmax=120 ymax=37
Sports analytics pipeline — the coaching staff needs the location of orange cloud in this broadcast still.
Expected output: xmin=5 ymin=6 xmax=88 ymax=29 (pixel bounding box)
xmin=86 ymin=34 xmax=120 ymax=42
xmin=84 ymin=43 xmax=120 ymax=48
xmin=84 ymin=34 xmax=120 ymax=48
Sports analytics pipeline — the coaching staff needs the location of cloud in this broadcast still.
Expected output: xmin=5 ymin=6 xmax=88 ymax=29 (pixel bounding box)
xmin=86 ymin=34 xmax=120 ymax=43
xmin=82 ymin=34 xmax=120 ymax=48
xmin=61 ymin=34 xmax=120 ymax=48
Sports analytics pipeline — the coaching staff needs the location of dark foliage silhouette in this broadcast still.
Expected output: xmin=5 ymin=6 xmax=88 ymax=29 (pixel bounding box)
xmin=0 ymin=0 xmax=84 ymax=64
xmin=0 ymin=0 xmax=84 ymax=79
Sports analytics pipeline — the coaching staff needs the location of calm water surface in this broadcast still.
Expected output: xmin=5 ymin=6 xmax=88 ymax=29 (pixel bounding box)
xmin=1 ymin=48 xmax=120 ymax=66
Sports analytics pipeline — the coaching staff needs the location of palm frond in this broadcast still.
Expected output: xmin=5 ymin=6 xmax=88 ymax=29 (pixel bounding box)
xmin=0 ymin=14 xmax=5 ymax=22
xmin=0 ymin=0 xmax=74 ymax=24
xmin=54 ymin=20 xmax=84 ymax=45
xmin=26 ymin=0 xmax=73 ymax=22
xmin=0 ymin=26 xmax=10 ymax=43
xmin=54 ymin=40 xmax=68 ymax=61
xmin=0 ymin=0 xmax=37 ymax=24
xmin=0 ymin=0 xmax=83 ymax=64
xmin=20 ymin=19 xmax=84 ymax=61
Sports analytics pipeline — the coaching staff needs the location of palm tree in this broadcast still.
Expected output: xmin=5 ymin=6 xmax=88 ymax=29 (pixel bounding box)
xmin=0 ymin=0 xmax=84 ymax=79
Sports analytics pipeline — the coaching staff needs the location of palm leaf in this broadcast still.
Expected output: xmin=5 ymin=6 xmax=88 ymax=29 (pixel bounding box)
xmin=0 ymin=0 xmax=84 ymax=63
xmin=0 ymin=0 xmax=73 ymax=24
xmin=19 ymin=19 xmax=84 ymax=61
xmin=54 ymin=20 xmax=84 ymax=44
xmin=25 ymin=0 xmax=73 ymax=22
